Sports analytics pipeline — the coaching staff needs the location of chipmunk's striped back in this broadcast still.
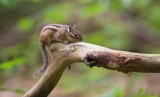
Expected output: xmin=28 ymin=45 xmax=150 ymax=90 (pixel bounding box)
xmin=33 ymin=24 xmax=83 ymax=77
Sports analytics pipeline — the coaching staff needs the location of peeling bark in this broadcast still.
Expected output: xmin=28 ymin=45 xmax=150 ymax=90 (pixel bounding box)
xmin=23 ymin=42 xmax=160 ymax=97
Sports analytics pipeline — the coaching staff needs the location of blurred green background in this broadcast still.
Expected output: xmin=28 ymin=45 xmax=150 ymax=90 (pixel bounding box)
xmin=0 ymin=0 xmax=160 ymax=97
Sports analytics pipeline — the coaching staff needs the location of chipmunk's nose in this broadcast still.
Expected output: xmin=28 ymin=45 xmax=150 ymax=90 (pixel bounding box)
xmin=75 ymin=33 xmax=83 ymax=41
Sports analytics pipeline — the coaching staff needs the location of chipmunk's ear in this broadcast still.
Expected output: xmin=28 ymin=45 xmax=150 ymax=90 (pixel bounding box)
xmin=67 ymin=26 xmax=74 ymax=32
xmin=68 ymin=25 xmax=76 ymax=32
xmin=72 ymin=25 xmax=76 ymax=29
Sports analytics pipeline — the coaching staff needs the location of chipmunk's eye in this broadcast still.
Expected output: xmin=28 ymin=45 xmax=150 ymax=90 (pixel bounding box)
xmin=74 ymin=33 xmax=78 ymax=37
xmin=73 ymin=33 xmax=80 ymax=38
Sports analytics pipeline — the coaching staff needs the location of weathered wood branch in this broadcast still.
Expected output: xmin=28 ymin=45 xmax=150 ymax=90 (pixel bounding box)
xmin=23 ymin=42 xmax=160 ymax=97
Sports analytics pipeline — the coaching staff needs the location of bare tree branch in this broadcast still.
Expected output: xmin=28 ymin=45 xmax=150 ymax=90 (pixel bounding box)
xmin=23 ymin=42 xmax=160 ymax=97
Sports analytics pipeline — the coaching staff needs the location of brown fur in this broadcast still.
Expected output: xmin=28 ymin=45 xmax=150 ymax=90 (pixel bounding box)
xmin=33 ymin=24 xmax=82 ymax=77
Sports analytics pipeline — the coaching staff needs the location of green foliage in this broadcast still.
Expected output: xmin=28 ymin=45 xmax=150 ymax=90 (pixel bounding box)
xmin=0 ymin=0 xmax=42 ymax=7
xmin=29 ymin=0 xmax=42 ymax=3
xmin=1 ymin=45 xmax=22 ymax=60
xmin=131 ymin=89 xmax=158 ymax=97
xmin=80 ymin=0 xmax=107 ymax=18
xmin=13 ymin=88 xmax=25 ymax=94
xmin=84 ymin=22 xmax=130 ymax=50
xmin=0 ymin=35 xmax=39 ymax=73
xmin=1 ymin=0 xmax=160 ymax=97
xmin=17 ymin=17 xmax=34 ymax=32
xmin=0 ymin=0 xmax=11 ymax=7
xmin=110 ymin=0 xmax=124 ymax=11
xmin=131 ymin=0 xmax=150 ymax=9
xmin=101 ymin=86 xmax=123 ymax=97
xmin=0 ymin=0 xmax=20 ymax=7
xmin=0 ymin=58 xmax=26 ymax=70
xmin=43 ymin=3 xmax=73 ymax=23
xmin=60 ymin=66 xmax=109 ymax=93
xmin=99 ymin=88 xmax=158 ymax=97
xmin=147 ymin=6 xmax=160 ymax=27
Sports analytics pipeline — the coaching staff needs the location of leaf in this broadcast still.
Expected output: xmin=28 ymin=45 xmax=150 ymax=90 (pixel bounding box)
xmin=0 ymin=0 xmax=10 ymax=7
xmin=131 ymin=89 xmax=158 ymax=97
xmin=101 ymin=86 xmax=123 ymax=97
xmin=29 ymin=0 xmax=42 ymax=3
xmin=17 ymin=17 xmax=34 ymax=32
xmin=80 ymin=1 xmax=107 ymax=18
xmin=0 ymin=58 xmax=27 ymax=70
xmin=13 ymin=88 xmax=25 ymax=94
xmin=0 ymin=0 xmax=21 ymax=7
xmin=43 ymin=3 xmax=73 ymax=23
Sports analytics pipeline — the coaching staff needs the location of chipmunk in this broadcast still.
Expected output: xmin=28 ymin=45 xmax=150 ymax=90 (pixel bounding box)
xmin=33 ymin=24 xmax=83 ymax=77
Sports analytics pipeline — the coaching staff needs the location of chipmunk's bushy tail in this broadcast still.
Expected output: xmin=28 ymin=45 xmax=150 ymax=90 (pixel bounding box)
xmin=33 ymin=44 xmax=48 ymax=78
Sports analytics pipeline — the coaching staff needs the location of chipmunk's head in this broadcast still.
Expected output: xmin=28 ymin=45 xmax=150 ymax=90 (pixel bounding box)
xmin=65 ymin=25 xmax=83 ymax=42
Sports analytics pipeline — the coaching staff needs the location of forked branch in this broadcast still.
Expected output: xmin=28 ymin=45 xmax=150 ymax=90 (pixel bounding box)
xmin=23 ymin=42 xmax=160 ymax=97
